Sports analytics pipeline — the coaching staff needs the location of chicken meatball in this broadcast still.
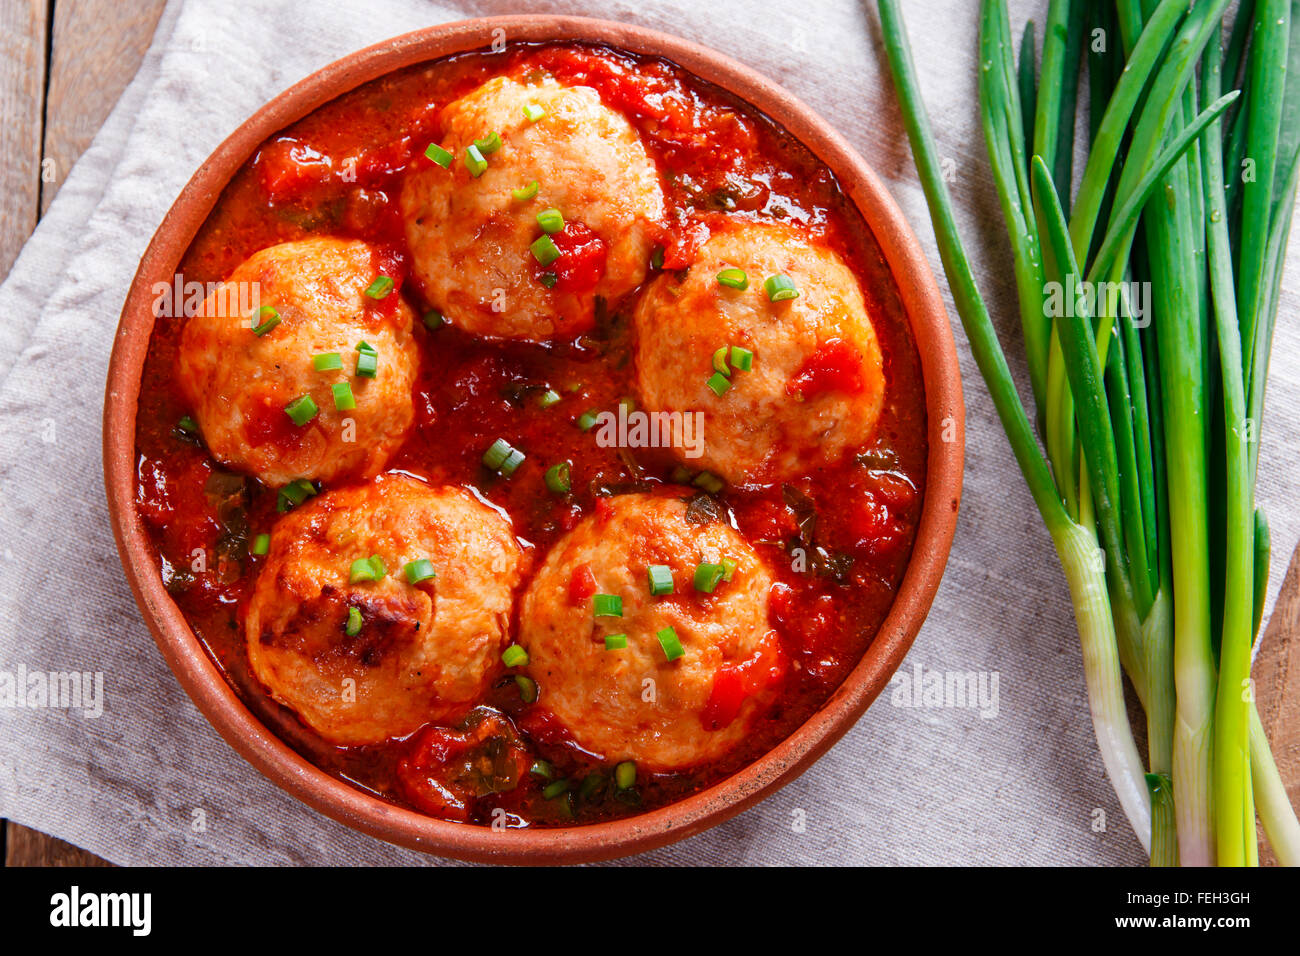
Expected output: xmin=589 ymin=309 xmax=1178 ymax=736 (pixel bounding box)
xmin=177 ymin=237 xmax=419 ymax=488
xmin=245 ymin=476 xmax=526 ymax=746
xmin=632 ymin=221 xmax=886 ymax=483
xmin=401 ymin=76 xmax=665 ymax=341
xmin=519 ymin=492 xmax=784 ymax=771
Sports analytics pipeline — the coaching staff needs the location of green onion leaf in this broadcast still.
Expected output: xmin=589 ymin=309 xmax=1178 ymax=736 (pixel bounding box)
xmin=474 ymin=131 xmax=502 ymax=154
xmin=577 ymin=408 xmax=600 ymax=431
xmin=530 ymin=759 xmax=554 ymax=780
xmin=331 ymin=382 xmax=356 ymax=411
xmin=530 ymin=234 xmax=561 ymax=265
xmin=539 ymin=271 xmax=558 ymax=289
xmin=251 ymin=533 xmax=270 ymax=556
xmin=650 ymin=245 xmax=665 ymax=270
xmin=716 ymin=267 xmax=749 ymax=290
xmin=501 ymin=644 xmax=529 ymax=667
xmin=355 ymin=346 xmax=378 ymax=379
xmin=423 ymin=309 xmax=445 ymax=331
xmin=513 ymin=180 xmax=540 ymax=201
xmin=276 ymin=478 xmax=317 ymax=513
xmin=544 ymin=460 xmax=572 ymax=494
xmin=483 ymin=438 xmax=513 ymax=470
xmin=656 ymin=626 xmax=684 ymax=661
xmin=349 ymin=555 xmax=387 ymax=583
xmin=542 ymin=778 xmax=569 ymax=800
xmin=647 ymin=564 xmax=674 ymax=596
xmin=712 ymin=346 xmax=731 ymax=376
xmin=345 ymin=606 xmax=362 ymax=636
xmin=729 ymin=346 xmax=753 ymax=371
xmin=694 ymin=562 xmax=726 ymax=593
xmin=593 ymin=593 xmax=623 ymax=617
xmin=536 ymin=207 xmax=565 ymax=233
xmin=464 ymin=143 xmax=488 ymax=177
xmin=537 ymin=388 xmax=562 ymax=408
xmin=692 ymin=471 xmax=724 ymax=494
xmin=312 ymin=352 xmax=343 ymax=372
xmin=721 ymin=558 xmax=737 ymax=582
xmin=424 ymin=142 xmax=453 ymax=168
xmin=706 ymin=371 xmax=732 ymax=397
xmin=614 ymin=760 xmax=636 ymax=790
xmin=177 ymin=415 xmax=199 ymax=435
xmin=251 ymin=305 xmax=280 ymax=336
xmin=763 ymin=274 xmax=799 ymax=301
xmin=284 ymin=394 xmax=319 ymax=426
xmin=515 ymin=674 xmax=538 ymax=703
xmin=364 ymin=276 xmax=394 ymax=299
xmin=523 ymin=103 xmax=546 ymax=122
xmin=403 ymin=559 xmax=436 ymax=585
xmin=604 ymin=633 xmax=628 ymax=650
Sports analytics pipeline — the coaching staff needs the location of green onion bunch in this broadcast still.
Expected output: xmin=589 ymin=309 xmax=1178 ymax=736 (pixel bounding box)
xmin=878 ymin=0 xmax=1300 ymax=865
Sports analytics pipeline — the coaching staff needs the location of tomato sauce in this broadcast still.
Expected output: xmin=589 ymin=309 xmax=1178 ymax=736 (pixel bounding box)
xmin=133 ymin=43 xmax=927 ymax=828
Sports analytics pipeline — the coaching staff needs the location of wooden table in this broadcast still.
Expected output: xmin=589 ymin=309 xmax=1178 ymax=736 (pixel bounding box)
xmin=1 ymin=0 xmax=1296 ymax=868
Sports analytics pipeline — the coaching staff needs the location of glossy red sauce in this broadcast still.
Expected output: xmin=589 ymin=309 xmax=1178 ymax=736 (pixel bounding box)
xmin=133 ymin=43 xmax=927 ymax=828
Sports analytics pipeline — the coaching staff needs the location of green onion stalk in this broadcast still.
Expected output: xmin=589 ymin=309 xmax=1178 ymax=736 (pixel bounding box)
xmin=877 ymin=0 xmax=1300 ymax=865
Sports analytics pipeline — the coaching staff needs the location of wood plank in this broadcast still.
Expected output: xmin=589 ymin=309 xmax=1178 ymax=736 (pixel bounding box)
xmin=38 ymin=0 xmax=166 ymax=213
xmin=5 ymin=822 xmax=111 ymax=867
xmin=0 ymin=0 xmax=48 ymax=277
xmin=1254 ymin=543 xmax=1300 ymax=866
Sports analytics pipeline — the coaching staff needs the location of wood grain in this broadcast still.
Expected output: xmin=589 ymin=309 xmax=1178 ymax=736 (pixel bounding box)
xmin=39 ymin=0 xmax=165 ymax=213
xmin=0 ymin=0 xmax=48 ymax=277
xmin=5 ymin=822 xmax=112 ymax=867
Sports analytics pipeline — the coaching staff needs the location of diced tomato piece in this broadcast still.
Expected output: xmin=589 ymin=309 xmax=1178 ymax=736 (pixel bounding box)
xmin=701 ymin=638 xmax=786 ymax=731
xmin=568 ymin=564 xmax=597 ymax=605
xmin=396 ymin=711 xmax=531 ymax=822
xmin=787 ymin=338 xmax=865 ymax=399
xmin=545 ymin=222 xmax=607 ymax=294
xmin=255 ymin=137 xmax=334 ymax=202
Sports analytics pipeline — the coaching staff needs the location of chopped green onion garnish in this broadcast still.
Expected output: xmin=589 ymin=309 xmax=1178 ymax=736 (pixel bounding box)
xmin=712 ymin=347 xmax=731 ymax=376
xmin=483 ymin=438 xmax=513 ymax=470
xmin=313 ymin=352 xmax=343 ymax=372
xmin=364 ymin=276 xmax=394 ymax=299
xmin=694 ymin=562 xmax=726 ymax=593
xmin=530 ymin=234 xmax=561 ymax=266
xmin=284 ymin=394 xmax=319 ymax=426
xmin=657 ymin=626 xmax=684 ymax=661
xmin=544 ymin=460 xmax=572 ymax=494
xmin=650 ymin=245 xmax=664 ymax=270
xmin=355 ymin=347 xmax=378 ymax=378
xmin=345 ymin=606 xmax=362 ymax=636
xmin=593 ymin=593 xmax=623 ymax=617
xmin=483 ymin=438 xmax=525 ymax=476
xmin=536 ymin=207 xmax=565 ymax=234
xmin=403 ymin=559 xmax=436 ymax=584
xmin=721 ymin=558 xmax=737 ymax=582
xmin=542 ymin=778 xmax=569 ymax=800
xmin=537 ymin=388 xmax=562 ymax=408
xmin=276 ymin=478 xmax=316 ymax=512
xmin=523 ymin=103 xmax=546 ymax=122
xmin=251 ymin=533 xmax=270 ymax=556
xmin=614 ymin=760 xmax=636 ymax=790
xmin=474 ymin=131 xmax=502 ymax=154
xmin=332 ymin=382 xmax=356 ymax=411
xmin=670 ymin=465 xmax=692 ymax=484
xmin=177 ymin=415 xmax=199 ymax=435
xmin=464 ymin=143 xmax=488 ymax=177
xmin=515 ymin=674 xmax=538 ymax=703
xmin=356 ymin=340 xmax=377 ymax=354
xmin=729 ymin=345 xmax=754 ymax=371
xmin=512 ymin=180 xmax=540 ymax=201
xmin=349 ymin=554 xmax=387 ymax=583
xmin=618 ymin=395 xmax=638 ymax=414
xmin=579 ymin=773 xmax=606 ymax=799
xmin=539 ymin=271 xmax=558 ymax=289
xmin=530 ymin=760 xmax=555 ymax=780
xmin=424 ymin=142 xmax=453 ymax=168
xmin=706 ymin=371 xmax=732 ymax=397
xmin=647 ymin=565 xmax=674 ymax=596
xmin=251 ymin=305 xmax=280 ymax=336
xmin=501 ymin=644 xmax=529 ymax=667
xmin=604 ymin=633 xmax=628 ymax=650
xmin=716 ymin=267 xmax=749 ymax=290
xmin=763 ymin=274 xmax=799 ymax=301
xmin=423 ymin=309 xmax=444 ymax=330
xmin=577 ymin=408 xmax=600 ymax=431
xmin=692 ymin=471 xmax=724 ymax=494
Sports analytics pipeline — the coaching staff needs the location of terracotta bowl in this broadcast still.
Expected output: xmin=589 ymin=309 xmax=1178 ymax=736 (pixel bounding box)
xmin=102 ymin=15 xmax=964 ymax=864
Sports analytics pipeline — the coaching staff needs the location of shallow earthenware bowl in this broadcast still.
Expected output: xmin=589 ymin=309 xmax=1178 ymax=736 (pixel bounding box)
xmin=103 ymin=15 xmax=964 ymax=864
